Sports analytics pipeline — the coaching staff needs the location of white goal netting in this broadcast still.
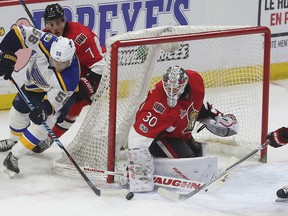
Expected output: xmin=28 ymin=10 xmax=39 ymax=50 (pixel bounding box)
xmin=51 ymin=25 xmax=270 ymax=181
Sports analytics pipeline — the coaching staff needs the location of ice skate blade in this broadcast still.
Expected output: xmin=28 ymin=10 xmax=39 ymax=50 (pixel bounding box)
xmin=0 ymin=165 xmax=16 ymax=178
xmin=275 ymin=197 xmax=288 ymax=203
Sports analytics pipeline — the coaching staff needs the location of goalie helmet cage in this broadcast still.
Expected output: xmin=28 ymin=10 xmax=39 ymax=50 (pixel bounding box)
xmin=51 ymin=25 xmax=270 ymax=183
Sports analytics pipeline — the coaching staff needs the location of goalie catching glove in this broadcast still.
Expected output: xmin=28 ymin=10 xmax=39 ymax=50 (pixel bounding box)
xmin=197 ymin=102 xmax=239 ymax=137
xmin=267 ymin=127 xmax=288 ymax=148
xmin=0 ymin=50 xmax=17 ymax=80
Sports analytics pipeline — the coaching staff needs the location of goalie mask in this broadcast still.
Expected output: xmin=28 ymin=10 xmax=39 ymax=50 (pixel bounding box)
xmin=50 ymin=36 xmax=76 ymax=72
xmin=162 ymin=65 xmax=188 ymax=108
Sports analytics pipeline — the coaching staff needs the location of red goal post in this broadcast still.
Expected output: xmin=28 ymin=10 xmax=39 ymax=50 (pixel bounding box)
xmin=51 ymin=25 xmax=271 ymax=183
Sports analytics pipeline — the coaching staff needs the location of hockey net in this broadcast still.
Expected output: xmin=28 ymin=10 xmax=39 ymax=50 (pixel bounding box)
xmin=51 ymin=25 xmax=270 ymax=182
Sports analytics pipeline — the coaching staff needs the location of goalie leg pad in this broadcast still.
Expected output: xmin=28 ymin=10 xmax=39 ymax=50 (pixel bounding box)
xmin=115 ymin=162 xmax=129 ymax=189
xmin=153 ymin=156 xmax=217 ymax=183
xmin=127 ymin=148 xmax=154 ymax=192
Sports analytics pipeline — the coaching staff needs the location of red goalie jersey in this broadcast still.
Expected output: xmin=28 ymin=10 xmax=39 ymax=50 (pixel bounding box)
xmin=132 ymin=70 xmax=205 ymax=142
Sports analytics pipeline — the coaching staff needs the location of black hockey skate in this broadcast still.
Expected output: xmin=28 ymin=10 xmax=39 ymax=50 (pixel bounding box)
xmin=0 ymin=139 xmax=17 ymax=152
xmin=32 ymin=136 xmax=54 ymax=153
xmin=276 ymin=186 xmax=288 ymax=202
xmin=2 ymin=152 xmax=19 ymax=177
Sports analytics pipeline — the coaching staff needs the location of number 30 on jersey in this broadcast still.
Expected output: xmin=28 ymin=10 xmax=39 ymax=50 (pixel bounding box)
xmin=143 ymin=112 xmax=158 ymax=127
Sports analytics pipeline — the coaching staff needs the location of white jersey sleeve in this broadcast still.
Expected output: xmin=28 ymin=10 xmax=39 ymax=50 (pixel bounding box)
xmin=13 ymin=25 xmax=44 ymax=50
xmin=128 ymin=127 xmax=154 ymax=149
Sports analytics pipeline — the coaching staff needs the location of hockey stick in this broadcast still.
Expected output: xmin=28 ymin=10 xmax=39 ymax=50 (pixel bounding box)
xmin=157 ymin=142 xmax=268 ymax=201
xmin=19 ymin=0 xmax=37 ymax=27
xmin=82 ymin=166 xmax=203 ymax=190
xmin=10 ymin=78 xmax=133 ymax=199
xmin=16 ymin=0 xmax=133 ymax=199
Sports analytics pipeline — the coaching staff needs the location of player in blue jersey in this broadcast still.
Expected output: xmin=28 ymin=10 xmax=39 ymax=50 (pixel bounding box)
xmin=0 ymin=25 xmax=80 ymax=176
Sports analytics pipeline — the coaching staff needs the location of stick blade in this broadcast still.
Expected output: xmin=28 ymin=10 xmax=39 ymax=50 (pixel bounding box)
xmin=157 ymin=187 xmax=181 ymax=201
xmin=100 ymin=188 xmax=130 ymax=197
xmin=205 ymin=156 xmax=238 ymax=193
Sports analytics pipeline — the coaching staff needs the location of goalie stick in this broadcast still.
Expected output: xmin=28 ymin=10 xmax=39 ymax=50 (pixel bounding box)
xmin=82 ymin=166 xmax=203 ymax=190
xmin=157 ymin=142 xmax=268 ymax=201
xmin=9 ymin=78 xmax=133 ymax=199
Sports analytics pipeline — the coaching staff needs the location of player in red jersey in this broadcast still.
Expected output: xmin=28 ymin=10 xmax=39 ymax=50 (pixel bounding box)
xmin=33 ymin=3 xmax=106 ymax=152
xmin=124 ymin=65 xmax=239 ymax=192
xmin=266 ymin=127 xmax=288 ymax=202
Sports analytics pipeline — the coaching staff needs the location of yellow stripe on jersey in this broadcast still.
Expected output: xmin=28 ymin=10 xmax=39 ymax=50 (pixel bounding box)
xmin=12 ymin=26 xmax=25 ymax=48
xmin=55 ymin=71 xmax=67 ymax=91
xmin=39 ymin=40 xmax=50 ymax=57
xmin=24 ymin=85 xmax=45 ymax=93
xmin=10 ymin=129 xmax=22 ymax=137
xmin=19 ymin=134 xmax=36 ymax=150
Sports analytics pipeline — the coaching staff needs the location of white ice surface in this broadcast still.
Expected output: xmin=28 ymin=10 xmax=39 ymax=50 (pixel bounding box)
xmin=1 ymin=80 xmax=288 ymax=216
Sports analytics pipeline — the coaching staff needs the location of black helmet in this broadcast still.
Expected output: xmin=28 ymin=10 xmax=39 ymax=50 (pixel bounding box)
xmin=44 ymin=3 xmax=65 ymax=22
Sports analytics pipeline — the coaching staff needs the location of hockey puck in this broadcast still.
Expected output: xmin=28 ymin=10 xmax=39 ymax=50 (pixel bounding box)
xmin=126 ymin=192 xmax=134 ymax=200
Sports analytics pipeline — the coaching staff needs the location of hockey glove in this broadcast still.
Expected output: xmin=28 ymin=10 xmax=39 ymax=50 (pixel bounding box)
xmin=267 ymin=127 xmax=288 ymax=148
xmin=75 ymin=73 xmax=101 ymax=103
xmin=0 ymin=50 xmax=17 ymax=80
xmin=29 ymin=107 xmax=48 ymax=125
xmin=197 ymin=102 xmax=217 ymax=119
xmin=197 ymin=102 xmax=239 ymax=137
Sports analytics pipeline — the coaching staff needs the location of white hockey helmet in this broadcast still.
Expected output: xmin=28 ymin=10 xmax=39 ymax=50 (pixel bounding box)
xmin=162 ymin=65 xmax=188 ymax=108
xmin=50 ymin=36 xmax=75 ymax=64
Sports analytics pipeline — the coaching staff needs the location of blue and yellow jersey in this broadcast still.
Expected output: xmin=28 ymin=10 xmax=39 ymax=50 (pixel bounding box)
xmin=0 ymin=25 xmax=80 ymax=112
